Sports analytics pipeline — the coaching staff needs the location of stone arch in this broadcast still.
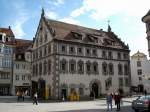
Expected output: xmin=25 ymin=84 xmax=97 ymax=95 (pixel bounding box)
xmin=60 ymin=83 xmax=68 ymax=99
xmin=38 ymin=78 xmax=46 ymax=99
xmin=89 ymin=79 xmax=101 ymax=98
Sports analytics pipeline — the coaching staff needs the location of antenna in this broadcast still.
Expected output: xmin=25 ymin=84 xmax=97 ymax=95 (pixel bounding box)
xmin=107 ymin=20 xmax=111 ymax=32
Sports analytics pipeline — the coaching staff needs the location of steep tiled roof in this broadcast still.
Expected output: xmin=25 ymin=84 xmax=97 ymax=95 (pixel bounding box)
xmin=43 ymin=17 xmax=128 ymax=49
xmin=0 ymin=27 xmax=14 ymax=37
xmin=15 ymin=39 xmax=32 ymax=53
xmin=45 ymin=18 xmax=104 ymax=40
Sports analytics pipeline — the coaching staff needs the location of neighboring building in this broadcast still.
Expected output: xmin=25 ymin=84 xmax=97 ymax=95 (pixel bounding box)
xmin=31 ymin=10 xmax=131 ymax=100
xmin=142 ymin=10 xmax=150 ymax=57
xmin=131 ymin=51 xmax=150 ymax=93
xmin=12 ymin=39 xmax=32 ymax=96
xmin=0 ymin=26 xmax=15 ymax=95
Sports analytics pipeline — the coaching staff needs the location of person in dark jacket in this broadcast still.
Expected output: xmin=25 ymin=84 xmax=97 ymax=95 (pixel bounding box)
xmin=144 ymin=90 xmax=147 ymax=96
xmin=114 ymin=92 xmax=121 ymax=111
xmin=33 ymin=92 xmax=38 ymax=105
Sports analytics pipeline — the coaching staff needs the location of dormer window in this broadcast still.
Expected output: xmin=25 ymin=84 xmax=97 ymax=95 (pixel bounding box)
xmin=72 ymin=32 xmax=82 ymax=40
xmin=87 ymin=35 xmax=98 ymax=43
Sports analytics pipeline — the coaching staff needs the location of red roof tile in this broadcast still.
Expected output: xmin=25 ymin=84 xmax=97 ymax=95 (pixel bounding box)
xmin=0 ymin=28 xmax=14 ymax=37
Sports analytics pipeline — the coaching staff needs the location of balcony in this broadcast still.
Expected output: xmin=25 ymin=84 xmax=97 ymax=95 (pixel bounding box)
xmin=0 ymin=67 xmax=11 ymax=72
xmin=0 ymin=79 xmax=11 ymax=84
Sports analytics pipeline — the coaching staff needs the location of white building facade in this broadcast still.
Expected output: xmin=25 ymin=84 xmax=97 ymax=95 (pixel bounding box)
xmin=142 ymin=10 xmax=150 ymax=57
xmin=12 ymin=39 xmax=32 ymax=96
xmin=31 ymin=10 xmax=131 ymax=100
xmin=0 ymin=27 xmax=15 ymax=95
xmin=131 ymin=51 xmax=150 ymax=93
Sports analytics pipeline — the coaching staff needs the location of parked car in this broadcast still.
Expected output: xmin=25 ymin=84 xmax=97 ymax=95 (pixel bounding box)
xmin=132 ymin=95 xmax=150 ymax=112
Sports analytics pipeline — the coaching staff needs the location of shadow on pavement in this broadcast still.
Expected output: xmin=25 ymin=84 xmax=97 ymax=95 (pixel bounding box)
xmin=53 ymin=106 xmax=134 ymax=112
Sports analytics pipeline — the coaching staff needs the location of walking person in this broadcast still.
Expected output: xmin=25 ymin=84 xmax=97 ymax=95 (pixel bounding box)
xmin=144 ymin=90 xmax=147 ymax=96
xmin=106 ymin=93 xmax=113 ymax=111
xmin=33 ymin=92 xmax=38 ymax=105
xmin=17 ymin=91 xmax=20 ymax=101
xmin=22 ymin=92 xmax=25 ymax=101
xmin=114 ymin=92 xmax=122 ymax=111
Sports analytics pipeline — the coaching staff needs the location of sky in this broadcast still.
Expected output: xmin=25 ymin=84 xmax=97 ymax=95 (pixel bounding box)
xmin=0 ymin=0 xmax=150 ymax=56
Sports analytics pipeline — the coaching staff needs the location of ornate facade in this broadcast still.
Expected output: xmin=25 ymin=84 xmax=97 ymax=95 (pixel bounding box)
xmin=131 ymin=51 xmax=150 ymax=93
xmin=0 ymin=26 xmax=15 ymax=95
xmin=142 ymin=10 xmax=150 ymax=57
xmin=12 ymin=39 xmax=32 ymax=95
xmin=31 ymin=10 xmax=131 ymax=100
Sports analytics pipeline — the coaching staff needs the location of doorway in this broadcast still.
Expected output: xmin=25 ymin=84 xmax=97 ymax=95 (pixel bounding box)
xmin=92 ymin=83 xmax=99 ymax=98
xmin=61 ymin=89 xmax=67 ymax=100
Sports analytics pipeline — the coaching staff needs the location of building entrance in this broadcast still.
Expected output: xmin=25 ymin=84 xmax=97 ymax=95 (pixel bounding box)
xmin=38 ymin=79 xmax=46 ymax=99
xmin=61 ymin=89 xmax=67 ymax=100
xmin=92 ymin=83 xmax=99 ymax=98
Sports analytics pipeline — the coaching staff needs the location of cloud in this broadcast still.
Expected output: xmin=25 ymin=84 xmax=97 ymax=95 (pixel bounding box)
xmin=70 ymin=0 xmax=150 ymax=56
xmin=46 ymin=10 xmax=58 ymax=19
xmin=13 ymin=16 xmax=28 ymax=38
xmin=71 ymin=7 xmax=85 ymax=17
xmin=60 ymin=17 xmax=80 ymax=25
xmin=12 ymin=1 xmax=29 ymax=38
xmin=47 ymin=0 xmax=64 ymax=6
xmin=71 ymin=0 xmax=150 ymax=20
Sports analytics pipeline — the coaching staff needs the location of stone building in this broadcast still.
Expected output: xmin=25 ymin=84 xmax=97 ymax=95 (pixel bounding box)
xmin=12 ymin=39 xmax=32 ymax=95
xmin=0 ymin=26 xmax=15 ymax=95
xmin=131 ymin=51 xmax=150 ymax=93
xmin=142 ymin=10 xmax=150 ymax=57
xmin=31 ymin=10 xmax=131 ymax=100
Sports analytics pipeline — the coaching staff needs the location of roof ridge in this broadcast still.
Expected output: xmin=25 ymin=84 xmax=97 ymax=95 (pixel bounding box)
xmin=45 ymin=17 xmax=103 ymax=33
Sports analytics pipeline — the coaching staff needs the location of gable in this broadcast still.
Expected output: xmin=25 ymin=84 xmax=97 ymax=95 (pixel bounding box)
xmin=32 ymin=17 xmax=54 ymax=49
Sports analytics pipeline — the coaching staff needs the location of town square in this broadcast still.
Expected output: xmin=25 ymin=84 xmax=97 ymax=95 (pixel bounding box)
xmin=0 ymin=0 xmax=150 ymax=112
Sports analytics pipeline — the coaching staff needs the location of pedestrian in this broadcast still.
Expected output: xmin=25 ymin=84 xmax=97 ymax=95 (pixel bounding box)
xmin=90 ymin=91 xmax=94 ymax=100
xmin=33 ymin=92 xmax=38 ymax=105
xmin=144 ymin=90 xmax=147 ymax=96
xmin=114 ymin=92 xmax=121 ymax=111
xmin=106 ymin=93 xmax=113 ymax=111
xmin=16 ymin=91 xmax=20 ymax=101
xmin=25 ymin=90 xmax=28 ymax=96
xmin=22 ymin=92 xmax=25 ymax=101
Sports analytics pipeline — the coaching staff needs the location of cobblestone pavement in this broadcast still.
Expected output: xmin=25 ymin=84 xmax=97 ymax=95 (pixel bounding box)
xmin=0 ymin=96 xmax=137 ymax=112
xmin=54 ymin=106 xmax=134 ymax=112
